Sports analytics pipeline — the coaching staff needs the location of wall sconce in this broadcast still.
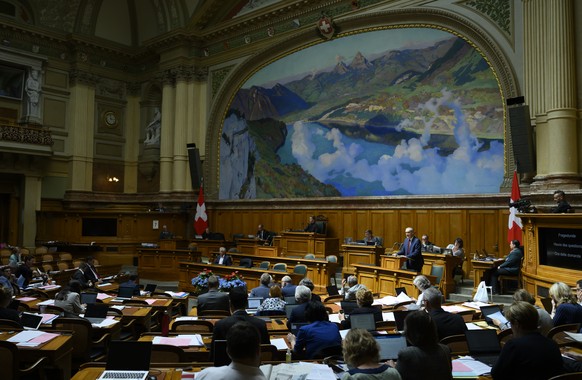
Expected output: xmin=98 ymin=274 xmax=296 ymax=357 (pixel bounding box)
xmin=107 ymin=176 xmax=120 ymax=182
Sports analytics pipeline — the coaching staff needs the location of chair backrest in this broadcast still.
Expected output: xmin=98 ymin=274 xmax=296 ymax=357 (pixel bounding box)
xmin=293 ymin=264 xmax=307 ymax=276
xmin=239 ymin=258 xmax=252 ymax=268
xmin=304 ymin=253 xmax=316 ymax=259
xmin=35 ymin=246 xmax=48 ymax=254
xmin=0 ymin=319 xmax=24 ymax=330
xmin=171 ymin=320 xmax=214 ymax=333
xmin=260 ymin=261 xmax=270 ymax=269
xmin=326 ymin=255 xmax=337 ymax=263
xmin=150 ymin=344 xmax=186 ymax=363
xmin=45 ymin=304 xmax=66 ymax=315
xmin=72 ymin=259 xmax=83 ymax=268
xmin=273 ymin=263 xmax=287 ymax=271
xmin=547 ymin=323 xmax=581 ymax=342
xmin=548 ymin=372 xmax=582 ymax=380
xmin=57 ymin=261 xmax=69 ymax=271
xmin=59 ymin=253 xmax=73 ymax=261
xmin=0 ymin=340 xmax=19 ymax=380
xmin=197 ymin=309 xmax=231 ymax=317
xmin=42 ymin=254 xmax=53 ymax=262
xmin=52 ymin=317 xmax=92 ymax=361
xmin=440 ymin=334 xmax=469 ymax=356
xmin=42 ymin=263 xmax=54 ymax=273
xmin=430 ymin=265 xmax=445 ymax=285
xmin=260 ymin=344 xmax=279 ymax=361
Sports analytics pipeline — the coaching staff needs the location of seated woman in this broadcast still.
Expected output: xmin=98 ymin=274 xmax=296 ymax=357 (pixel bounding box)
xmin=342 ymin=328 xmax=402 ymax=380
xmin=413 ymin=275 xmax=432 ymax=307
xmin=0 ymin=286 xmax=22 ymax=326
xmin=491 ymin=301 xmax=563 ymax=380
xmin=393 ymin=310 xmax=452 ymax=380
xmin=256 ymin=284 xmax=286 ymax=316
xmin=54 ymin=280 xmax=85 ymax=317
xmin=549 ymin=281 xmax=582 ymax=327
xmin=287 ymin=301 xmax=342 ymax=359
xmin=447 ymin=237 xmax=465 ymax=279
xmin=340 ymin=289 xmax=382 ymax=329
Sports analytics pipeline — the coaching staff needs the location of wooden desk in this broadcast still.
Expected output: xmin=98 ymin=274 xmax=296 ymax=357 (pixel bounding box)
xmin=228 ymin=252 xmax=338 ymax=291
xmin=138 ymin=248 xmax=202 ymax=281
xmin=379 ymin=254 xmax=407 ymax=270
xmin=0 ymin=329 xmax=73 ymax=380
xmin=277 ymin=231 xmax=339 ymax=259
xmin=139 ymin=333 xmax=212 ymax=362
xmin=420 ymin=253 xmax=462 ymax=298
xmin=237 ymin=238 xmax=281 ymax=257
xmin=71 ymin=367 xmax=183 ymax=380
xmin=471 ymin=259 xmax=503 ymax=292
xmin=342 ymin=244 xmax=385 ymax=276
xmin=118 ymin=306 xmax=153 ymax=331
xmin=353 ymin=264 xmax=436 ymax=298
xmin=189 ymin=240 xmax=235 ymax=258
xmin=178 ymin=262 xmax=304 ymax=293
xmin=180 ymin=313 xmax=290 ymax=333
xmin=158 ymin=239 xmax=189 ymax=250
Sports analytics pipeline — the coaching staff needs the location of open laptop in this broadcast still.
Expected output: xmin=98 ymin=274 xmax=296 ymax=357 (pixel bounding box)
xmin=284 ymin=296 xmax=297 ymax=305
xmin=480 ymin=304 xmax=509 ymax=327
xmin=340 ymin=301 xmax=358 ymax=316
xmin=80 ymin=292 xmax=98 ymax=305
xmin=21 ymin=312 xmax=43 ymax=330
xmin=375 ymin=334 xmax=408 ymax=360
xmin=349 ymin=313 xmax=376 ymax=332
xmin=144 ymin=284 xmax=157 ymax=294
xmin=326 ymin=285 xmax=339 ymax=296
xmin=84 ymin=303 xmax=109 ymax=324
xmin=97 ymin=341 xmax=152 ymax=380
xmin=465 ymin=329 xmax=502 ymax=366
xmin=393 ymin=310 xmax=411 ymax=333
xmin=245 ymin=297 xmax=263 ymax=314
xmin=112 ymin=286 xmax=135 ymax=302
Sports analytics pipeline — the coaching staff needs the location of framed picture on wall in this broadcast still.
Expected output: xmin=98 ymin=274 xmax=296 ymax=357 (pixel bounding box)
xmin=0 ymin=64 xmax=24 ymax=100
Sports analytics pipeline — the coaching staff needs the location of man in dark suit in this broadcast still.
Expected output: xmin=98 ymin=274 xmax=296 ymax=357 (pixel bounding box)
xmin=197 ymin=275 xmax=230 ymax=313
xmin=281 ymin=275 xmax=297 ymax=298
xmin=85 ymin=256 xmax=101 ymax=284
xmin=256 ymin=224 xmax=271 ymax=245
xmin=304 ymin=216 xmax=321 ymax=234
xmin=72 ymin=262 xmax=92 ymax=289
xmin=119 ymin=274 xmax=141 ymax=295
xmin=213 ymin=247 xmax=233 ymax=266
xmin=423 ymin=287 xmax=466 ymax=340
xmin=212 ymin=287 xmax=270 ymax=348
xmin=287 ymin=285 xmax=312 ymax=329
xmin=396 ymin=227 xmax=424 ymax=272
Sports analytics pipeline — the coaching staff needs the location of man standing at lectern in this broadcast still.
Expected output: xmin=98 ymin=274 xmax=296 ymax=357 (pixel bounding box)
xmin=396 ymin=227 xmax=424 ymax=272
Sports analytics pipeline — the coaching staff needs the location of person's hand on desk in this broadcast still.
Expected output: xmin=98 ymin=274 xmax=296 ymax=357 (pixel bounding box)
xmin=386 ymin=359 xmax=396 ymax=368
xmin=286 ymin=333 xmax=296 ymax=349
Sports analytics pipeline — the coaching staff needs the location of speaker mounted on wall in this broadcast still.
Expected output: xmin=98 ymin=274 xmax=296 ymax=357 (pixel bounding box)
xmin=187 ymin=143 xmax=202 ymax=189
xmin=507 ymin=97 xmax=536 ymax=173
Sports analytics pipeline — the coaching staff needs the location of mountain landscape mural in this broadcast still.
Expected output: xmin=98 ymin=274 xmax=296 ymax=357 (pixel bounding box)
xmin=219 ymin=27 xmax=505 ymax=199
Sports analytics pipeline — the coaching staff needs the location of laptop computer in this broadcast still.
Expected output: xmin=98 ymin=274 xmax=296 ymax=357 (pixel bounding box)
xmin=465 ymin=329 xmax=502 ymax=366
xmin=245 ymin=297 xmax=263 ymax=314
xmin=112 ymin=286 xmax=135 ymax=302
xmin=21 ymin=312 xmax=43 ymax=330
xmin=480 ymin=304 xmax=509 ymax=327
xmin=80 ymin=292 xmax=98 ymax=305
xmin=326 ymin=285 xmax=339 ymax=296
xmin=393 ymin=310 xmax=411 ymax=332
xmin=284 ymin=296 xmax=297 ymax=305
xmin=285 ymin=304 xmax=299 ymax=319
xmin=375 ymin=334 xmax=408 ymax=360
xmin=349 ymin=313 xmax=376 ymax=332
xmin=84 ymin=303 xmax=109 ymax=324
xmin=340 ymin=301 xmax=358 ymax=316
xmin=98 ymin=341 xmax=152 ymax=380
xmin=395 ymin=287 xmax=407 ymax=296
xmin=144 ymin=284 xmax=157 ymax=294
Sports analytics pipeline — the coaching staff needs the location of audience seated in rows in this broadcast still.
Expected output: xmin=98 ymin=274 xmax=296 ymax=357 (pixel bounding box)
xmin=287 ymin=301 xmax=341 ymax=359
xmin=423 ymin=287 xmax=466 ymax=341
xmin=549 ymin=281 xmax=582 ymax=327
xmin=196 ymin=275 xmax=230 ymax=314
xmin=340 ymin=275 xmax=366 ymax=301
xmin=197 ymin=321 xmax=266 ymax=380
xmin=256 ymin=285 xmax=285 ymax=316
xmin=342 ymin=328 xmax=402 ymax=380
xmin=340 ymin=289 xmax=382 ymax=329
xmin=393 ymin=310 xmax=452 ymax=380
xmin=212 ymin=287 xmax=270 ymax=348
xmin=491 ymin=301 xmax=563 ymax=380
xmin=54 ymin=280 xmax=85 ymax=317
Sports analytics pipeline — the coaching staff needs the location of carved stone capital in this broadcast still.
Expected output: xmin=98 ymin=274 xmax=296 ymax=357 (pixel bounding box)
xmin=156 ymin=69 xmax=175 ymax=86
xmin=69 ymin=69 xmax=100 ymax=86
xmin=194 ymin=67 xmax=209 ymax=82
xmin=126 ymin=81 xmax=141 ymax=96
xmin=172 ymin=65 xmax=195 ymax=82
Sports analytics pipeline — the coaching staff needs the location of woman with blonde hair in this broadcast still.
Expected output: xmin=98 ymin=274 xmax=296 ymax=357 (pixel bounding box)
xmin=548 ymin=281 xmax=582 ymax=327
xmin=342 ymin=328 xmax=401 ymax=380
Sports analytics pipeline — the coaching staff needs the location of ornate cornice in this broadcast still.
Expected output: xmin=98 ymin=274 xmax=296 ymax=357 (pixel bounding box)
xmin=69 ymin=68 xmax=100 ymax=86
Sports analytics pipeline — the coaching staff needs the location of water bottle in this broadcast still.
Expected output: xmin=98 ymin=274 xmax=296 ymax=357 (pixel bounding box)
xmin=286 ymin=348 xmax=292 ymax=363
xmin=161 ymin=309 xmax=170 ymax=337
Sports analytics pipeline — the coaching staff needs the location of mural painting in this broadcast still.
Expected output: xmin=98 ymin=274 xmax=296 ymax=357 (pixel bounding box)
xmin=220 ymin=27 xmax=505 ymax=199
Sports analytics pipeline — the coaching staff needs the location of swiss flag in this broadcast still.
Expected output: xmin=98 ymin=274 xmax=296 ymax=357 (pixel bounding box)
xmin=194 ymin=186 xmax=208 ymax=235
xmin=508 ymin=171 xmax=523 ymax=243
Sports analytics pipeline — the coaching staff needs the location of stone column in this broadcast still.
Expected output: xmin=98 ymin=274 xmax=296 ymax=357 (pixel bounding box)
xmin=189 ymin=67 xmax=209 ymax=191
xmin=67 ymin=70 xmax=98 ymax=191
xmin=159 ymin=70 xmax=175 ymax=193
xmin=172 ymin=66 xmax=192 ymax=191
xmin=22 ymin=175 xmax=41 ymax=248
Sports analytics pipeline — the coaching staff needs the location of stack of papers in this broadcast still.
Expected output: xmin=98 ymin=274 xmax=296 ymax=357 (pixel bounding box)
xmin=270 ymin=338 xmax=289 ymax=350
xmin=462 ymin=301 xmax=490 ymax=310
xmin=260 ymin=362 xmax=336 ymax=380
xmin=165 ymin=291 xmax=188 ymax=298
xmin=374 ymin=292 xmax=414 ymax=306
xmin=97 ymin=293 xmax=111 ymax=300
xmin=37 ymin=299 xmax=55 ymax=306
xmin=174 ymin=316 xmax=198 ymax=322
xmin=152 ymin=334 xmax=204 ymax=347
xmin=452 ymin=357 xmax=492 ymax=378
xmin=40 ymin=313 xmax=59 ymax=325
xmin=8 ymin=331 xmax=59 ymax=347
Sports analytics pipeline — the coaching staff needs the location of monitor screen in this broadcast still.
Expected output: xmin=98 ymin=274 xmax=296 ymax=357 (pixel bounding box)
xmin=539 ymin=227 xmax=582 ymax=271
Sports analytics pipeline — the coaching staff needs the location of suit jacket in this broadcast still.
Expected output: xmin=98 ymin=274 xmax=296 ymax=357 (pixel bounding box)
xmin=250 ymin=284 xmax=271 ymax=299
xmin=429 ymin=308 xmax=467 ymax=340
xmin=212 ymin=310 xmax=270 ymax=345
xmin=396 ymin=344 xmax=452 ymax=380
xmin=287 ymin=302 xmax=309 ymax=329
xmin=71 ymin=269 xmax=91 ymax=288
xmin=304 ymin=222 xmax=321 ymax=234
xmin=281 ymin=284 xmax=297 ymax=297
xmin=256 ymin=229 xmax=270 ymax=241
xmin=499 ymin=248 xmax=523 ymax=274
xmin=197 ymin=289 xmax=230 ymax=313
xmin=85 ymin=264 xmax=100 ymax=282
xmin=397 ymin=236 xmax=424 ymax=272
xmin=213 ymin=254 xmax=233 ymax=266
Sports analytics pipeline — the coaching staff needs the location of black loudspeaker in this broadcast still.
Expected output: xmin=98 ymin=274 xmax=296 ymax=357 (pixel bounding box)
xmin=187 ymin=143 xmax=202 ymax=189
xmin=508 ymin=104 xmax=536 ymax=173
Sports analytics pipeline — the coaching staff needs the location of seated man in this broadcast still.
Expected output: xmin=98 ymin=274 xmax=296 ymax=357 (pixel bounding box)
xmin=213 ymin=247 xmax=233 ymax=266
xmin=72 ymin=262 xmax=93 ymax=289
xmin=250 ymin=273 xmax=272 ymax=298
xmin=118 ymin=274 xmax=140 ymax=295
xmin=489 ymin=239 xmax=523 ymax=294
xmin=423 ymin=287 xmax=466 ymax=340
xmin=281 ymin=275 xmax=297 ymax=297
xmin=287 ymin=285 xmax=312 ymax=328
xmin=0 ymin=266 xmax=18 ymax=297
xmin=197 ymin=321 xmax=266 ymax=380
xmin=212 ymin=287 xmax=270 ymax=345
xmin=15 ymin=255 xmax=34 ymax=288
xmin=299 ymin=278 xmax=321 ymax=303
xmin=339 ymin=275 xmax=366 ymax=301
xmin=197 ymin=275 xmax=230 ymax=313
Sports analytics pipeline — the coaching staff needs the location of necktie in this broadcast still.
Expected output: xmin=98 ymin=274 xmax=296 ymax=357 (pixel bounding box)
xmin=408 ymin=239 xmax=411 ymax=253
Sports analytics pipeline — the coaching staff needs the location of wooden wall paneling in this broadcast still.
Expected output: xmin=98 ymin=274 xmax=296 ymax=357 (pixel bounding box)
xmin=355 ymin=210 xmax=369 ymax=241
xmin=325 ymin=210 xmax=341 ymax=239
xmin=342 ymin=210 xmax=356 ymax=243
xmin=370 ymin=211 xmax=384 ymax=242
xmin=415 ymin=210 xmax=431 ymax=243
xmin=398 ymin=211 xmax=415 ymax=236
xmin=433 ymin=211 xmax=456 ymax=247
